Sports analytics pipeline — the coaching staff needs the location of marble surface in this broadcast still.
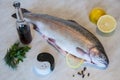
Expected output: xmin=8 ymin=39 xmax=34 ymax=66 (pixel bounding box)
xmin=0 ymin=0 xmax=120 ymax=80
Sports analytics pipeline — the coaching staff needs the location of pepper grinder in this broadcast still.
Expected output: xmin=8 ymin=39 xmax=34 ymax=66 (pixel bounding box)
xmin=13 ymin=1 xmax=32 ymax=44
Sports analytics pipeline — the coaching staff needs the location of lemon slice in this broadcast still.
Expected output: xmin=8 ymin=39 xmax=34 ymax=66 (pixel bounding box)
xmin=66 ymin=54 xmax=84 ymax=69
xmin=97 ymin=15 xmax=117 ymax=33
xmin=89 ymin=8 xmax=106 ymax=24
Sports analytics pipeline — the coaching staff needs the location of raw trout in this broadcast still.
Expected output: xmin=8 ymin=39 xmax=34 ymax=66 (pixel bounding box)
xmin=12 ymin=8 xmax=109 ymax=69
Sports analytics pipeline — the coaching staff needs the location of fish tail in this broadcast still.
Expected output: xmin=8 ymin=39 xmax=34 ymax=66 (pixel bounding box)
xmin=11 ymin=8 xmax=30 ymax=19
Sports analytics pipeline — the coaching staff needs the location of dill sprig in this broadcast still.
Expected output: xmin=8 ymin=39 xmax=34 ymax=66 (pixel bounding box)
xmin=4 ymin=42 xmax=31 ymax=69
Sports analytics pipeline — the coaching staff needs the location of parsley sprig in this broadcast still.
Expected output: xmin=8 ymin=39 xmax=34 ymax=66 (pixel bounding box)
xmin=4 ymin=42 xmax=31 ymax=69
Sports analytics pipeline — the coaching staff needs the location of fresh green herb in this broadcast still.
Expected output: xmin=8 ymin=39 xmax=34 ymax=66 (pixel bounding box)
xmin=4 ymin=42 xmax=31 ymax=69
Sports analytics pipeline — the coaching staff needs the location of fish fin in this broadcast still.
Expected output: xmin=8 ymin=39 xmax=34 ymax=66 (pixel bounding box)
xmin=32 ymin=23 xmax=38 ymax=30
xmin=11 ymin=13 xmax=17 ymax=18
xmin=21 ymin=8 xmax=31 ymax=13
xmin=69 ymin=53 xmax=85 ymax=60
xmin=67 ymin=20 xmax=78 ymax=24
xmin=76 ymin=47 xmax=87 ymax=55
xmin=32 ymin=23 xmax=43 ymax=35
xmin=70 ymin=53 xmax=88 ymax=63
xmin=48 ymin=38 xmax=56 ymax=43
xmin=11 ymin=8 xmax=30 ymax=19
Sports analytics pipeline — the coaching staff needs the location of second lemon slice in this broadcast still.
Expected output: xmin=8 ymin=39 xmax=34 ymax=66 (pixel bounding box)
xmin=66 ymin=54 xmax=84 ymax=69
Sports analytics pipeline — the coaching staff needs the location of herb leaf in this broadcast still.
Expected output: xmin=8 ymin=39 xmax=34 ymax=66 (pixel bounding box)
xmin=4 ymin=42 xmax=31 ymax=69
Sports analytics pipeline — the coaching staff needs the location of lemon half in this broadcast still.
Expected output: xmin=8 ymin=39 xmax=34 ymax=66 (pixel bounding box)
xmin=66 ymin=54 xmax=84 ymax=69
xmin=89 ymin=8 xmax=106 ymax=24
xmin=97 ymin=15 xmax=117 ymax=33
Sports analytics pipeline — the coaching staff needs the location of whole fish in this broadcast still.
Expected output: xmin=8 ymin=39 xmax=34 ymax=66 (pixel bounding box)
xmin=12 ymin=8 xmax=109 ymax=69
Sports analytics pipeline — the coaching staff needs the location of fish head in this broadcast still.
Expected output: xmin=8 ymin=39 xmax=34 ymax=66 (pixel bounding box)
xmin=89 ymin=47 xmax=109 ymax=69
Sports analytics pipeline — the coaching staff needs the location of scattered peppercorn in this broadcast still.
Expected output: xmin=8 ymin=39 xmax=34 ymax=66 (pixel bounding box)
xmin=83 ymin=67 xmax=87 ymax=71
xmin=81 ymin=70 xmax=84 ymax=75
xmin=73 ymin=74 xmax=75 ymax=77
xmin=82 ymin=74 xmax=85 ymax=78
xmin=77 ymin=72 xmax=81 ymax=75
xmin=87 ymin=73 xmax=90 ymax=77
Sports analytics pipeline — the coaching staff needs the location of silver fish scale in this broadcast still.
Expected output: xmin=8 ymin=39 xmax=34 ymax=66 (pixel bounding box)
xmin=25 ymin=12 xmax=105 ymax=54
xmin=36 ymin=14 xmax=105 ymax=51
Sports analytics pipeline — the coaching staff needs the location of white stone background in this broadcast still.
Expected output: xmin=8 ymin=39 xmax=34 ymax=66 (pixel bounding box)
xmin=0 ymin=0 xmax=120 ymax=80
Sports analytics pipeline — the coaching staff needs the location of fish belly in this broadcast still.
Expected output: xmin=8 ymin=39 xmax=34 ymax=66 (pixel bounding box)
xmin=35 ymin=20 xmax=92 ymax=62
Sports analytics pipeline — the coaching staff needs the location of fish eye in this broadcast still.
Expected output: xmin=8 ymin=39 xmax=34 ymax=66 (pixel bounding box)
xmin=98 ymin=53 xmax=106 ymax=60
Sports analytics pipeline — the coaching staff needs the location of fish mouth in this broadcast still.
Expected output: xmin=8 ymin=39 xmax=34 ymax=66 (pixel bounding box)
xmin=88 ymin=57 xmax=109 ymax=69
xmin=84 ymin=61 xmax=108 ymax=70
xmin=95 ymin=61 xmax=108 ymax=69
